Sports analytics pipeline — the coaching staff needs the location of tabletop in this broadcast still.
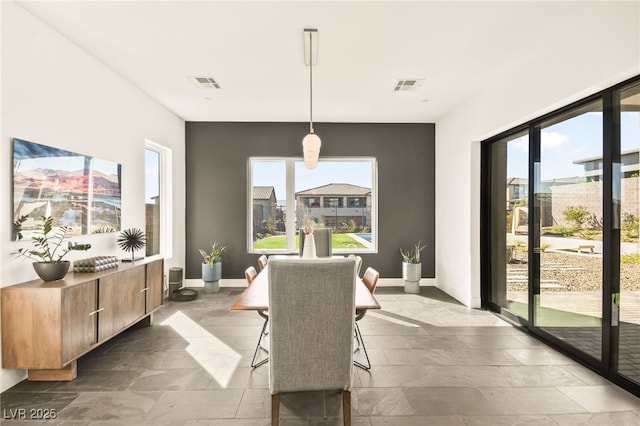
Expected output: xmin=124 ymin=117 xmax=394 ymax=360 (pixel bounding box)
xmin=229 ymin=264 xmax=380 ymax=311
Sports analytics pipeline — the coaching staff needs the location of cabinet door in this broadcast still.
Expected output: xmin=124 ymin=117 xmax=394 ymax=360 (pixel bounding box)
xmin=145 ymin=259 xmax=164 ymax=313
xmin=98 ymin=266 xmax=146 ymax=341
xmin=62 ymin=281 xmax=97 ymax=363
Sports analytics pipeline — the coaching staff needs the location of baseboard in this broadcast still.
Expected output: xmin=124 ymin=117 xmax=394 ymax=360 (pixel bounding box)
xmin=183 ymin=278 xmax=245 ymax=288
xmin=377 ymin=278 xmax=436 ymax=287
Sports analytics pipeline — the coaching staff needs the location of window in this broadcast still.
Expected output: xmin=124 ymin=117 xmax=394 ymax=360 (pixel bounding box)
xmin=347 ymin=197 xmax=366 ymax=207
xmin=323 ymin=197 xmax=343 ymax=208
xmin=145 ymin=141 xmax=172 ymax=258
xmin=249 ymin=157 xmax=377 ymax=253
xmin=301 ymin=197 xmax=319 ymax=207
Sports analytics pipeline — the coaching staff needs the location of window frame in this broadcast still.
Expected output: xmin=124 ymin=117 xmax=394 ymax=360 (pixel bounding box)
xmin=145 ymin=140 xmax=173 ymax=260
xmin=247 ymin=156 xmax=378 ymax=254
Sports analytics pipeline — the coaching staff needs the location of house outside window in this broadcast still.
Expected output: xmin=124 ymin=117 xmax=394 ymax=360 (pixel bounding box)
xmin=249 ymin=157 xmax=377 ymax=253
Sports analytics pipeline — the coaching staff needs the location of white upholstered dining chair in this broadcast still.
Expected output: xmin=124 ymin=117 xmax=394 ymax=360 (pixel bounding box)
xmin=268 ymin=257 xmax=356 ymax=426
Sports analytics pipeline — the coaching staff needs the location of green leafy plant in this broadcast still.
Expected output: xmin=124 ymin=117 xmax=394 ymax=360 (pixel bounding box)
xmin=540 ymin=242 xmax=551 ymax=252
xmin=543 ymin=226 xmax=580 ymax=237
xmin=622 ymin=212 xmax=639 ymax=240
xmin=17 ymin=216 xmax=91 ymax=262
xmin=400 ymin=241 xmax=426 ymax=264
xmin=117 ymin=228 xmax=146 ymax=262
xmin=199 ymin=242 xmax=228 ymax=267
xmin=621 ymin=252 xmax=640 ymax=264
xmin=575 ymin=229 xmax=603 ymax=240
xmin=563 ymin=206 xmax=590 ymax=229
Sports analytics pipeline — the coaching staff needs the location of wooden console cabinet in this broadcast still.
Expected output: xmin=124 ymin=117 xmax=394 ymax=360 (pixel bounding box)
xmin=1 ymin=258 xmax=164 ymax=381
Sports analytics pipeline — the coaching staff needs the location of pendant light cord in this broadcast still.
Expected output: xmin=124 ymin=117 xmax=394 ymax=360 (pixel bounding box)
xmin=309 ymin=31 xmax=314 ymax=134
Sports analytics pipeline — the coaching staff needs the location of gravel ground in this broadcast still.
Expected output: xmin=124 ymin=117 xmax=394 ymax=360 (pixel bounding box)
xmin=507 ymin=252 xmax=640 ymax=292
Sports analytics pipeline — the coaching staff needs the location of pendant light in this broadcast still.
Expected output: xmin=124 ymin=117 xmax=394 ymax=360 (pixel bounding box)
xmin=302 ymin=29 xmax=321 ymax=169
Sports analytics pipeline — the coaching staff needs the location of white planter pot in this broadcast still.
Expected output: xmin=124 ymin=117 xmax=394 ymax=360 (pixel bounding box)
xmin=204 ymin=281 xmax=220 ymax=293
xmin=402 ymin=262 xmax=421 ymax=294
xmin=402 ymin=262 xmax=421 ymax=281
xmin=202 ymin=262 xmax=222 ymax=282
xmin=404 ymin=280 xmax=420 ymax=294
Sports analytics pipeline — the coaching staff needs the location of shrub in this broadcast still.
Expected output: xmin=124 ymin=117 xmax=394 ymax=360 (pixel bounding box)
xmin=585 ymin=213 xmax=603 ymax=230
xmin=622 ymin=212 xmax=639 ymax=239
xmin=576 ymin=229 xmax=603 ymax=241
xmin=513 ymin=239 xmax=525 ymax=247
xmin=543 ymin=226 xmax=580 ymax=237
xmin=265 ymin=215 xmax=277 ymax=235
xmin=621 ymin=253 xmax=640 ymax=264
xmin=564 ymin=206 xmax=590 ymax=228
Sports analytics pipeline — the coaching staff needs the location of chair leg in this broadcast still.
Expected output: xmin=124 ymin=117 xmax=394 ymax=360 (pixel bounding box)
xmin=271 ymin=393 xmax=280 ymax=426
xmin=353 ymin=324 xmax=361 ymax=351
xmin=251 ymin=319 xmax=269 ymax=368
xmin=353 ymin=322 xmax=371 ymax=370
xmin=342 ymin=390 xmax=351 ymax=426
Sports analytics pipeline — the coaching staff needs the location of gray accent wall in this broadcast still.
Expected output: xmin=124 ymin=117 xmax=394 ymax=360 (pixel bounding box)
xmin=185 ymin=122 xmax=435 ymax=279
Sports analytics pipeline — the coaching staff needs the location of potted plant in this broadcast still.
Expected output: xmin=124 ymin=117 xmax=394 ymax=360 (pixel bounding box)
xmin=199 ymin=242 xmax=228 ymax=293
xmin=16 ymin=216 xmax=92 ymax=281
xmin=117 ymin=228 xmax=146 ymax=262
xmin=400 ymin=241 xmax=426 ymax=294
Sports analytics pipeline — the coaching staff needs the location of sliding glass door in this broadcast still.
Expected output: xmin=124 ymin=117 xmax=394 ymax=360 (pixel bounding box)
xmin=535 ymin=101 xmax=604 ymax=361
xmin=486 ymin=131 xmax=529 ymax=320
xmin=617 ymin=83 xmax=640 ymax=383
xmin=482 ymin=75 xmax=640 ymax=397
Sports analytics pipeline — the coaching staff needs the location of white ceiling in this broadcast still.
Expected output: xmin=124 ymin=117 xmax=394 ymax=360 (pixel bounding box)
xmin=16 ymin=1 xmax=637 ymax=123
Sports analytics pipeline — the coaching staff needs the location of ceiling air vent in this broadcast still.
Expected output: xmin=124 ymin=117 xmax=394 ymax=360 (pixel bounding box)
xmin=394 ymin=79 xmax=424 ymax=91
xmin=189 ymin=76 xmax=221 ymax=89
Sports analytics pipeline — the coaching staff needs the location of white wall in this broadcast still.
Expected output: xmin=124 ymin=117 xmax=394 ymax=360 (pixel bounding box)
xmin=0 ymin=2 xmax=185 ymax=391
xmin=435 ymin=2 xmax=640 ymax=307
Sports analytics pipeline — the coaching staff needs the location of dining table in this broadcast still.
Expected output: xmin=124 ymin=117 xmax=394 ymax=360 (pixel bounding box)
xmin=229 ymin=263 xmax=381 ymax=312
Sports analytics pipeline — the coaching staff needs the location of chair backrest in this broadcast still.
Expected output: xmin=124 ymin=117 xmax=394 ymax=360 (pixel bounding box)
xmin=347 ymin=255 xmax=363 ymax=277
xmin=257 ymin=255 xmax=268 ymax=271
xmin=362 ymin=267 xmax=379 ymax=295
xmin=299 ymin=228 xmax=333 ymax=257
xmin=245 ymin=266 xmax=258 ymax=285
xmin=268 ymin=257 xmax=356 ymax=394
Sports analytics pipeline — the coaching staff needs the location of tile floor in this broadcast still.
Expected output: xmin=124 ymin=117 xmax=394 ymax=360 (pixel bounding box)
xmin=3 ymin=286 xmax=640 ymax=425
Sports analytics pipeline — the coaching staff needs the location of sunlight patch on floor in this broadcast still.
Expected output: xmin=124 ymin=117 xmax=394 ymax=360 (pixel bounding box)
xmin=367 ymin=311 xmax=420 ymax=327
xmin=160 ymin=310 xmax=241 ymax=387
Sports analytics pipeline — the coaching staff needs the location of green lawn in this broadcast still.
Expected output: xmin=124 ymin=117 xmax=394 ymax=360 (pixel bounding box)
xmin=508 ymin=301 xmax=602 ymax=327
xmin=253 ymin=234 xmax=365 ymax=250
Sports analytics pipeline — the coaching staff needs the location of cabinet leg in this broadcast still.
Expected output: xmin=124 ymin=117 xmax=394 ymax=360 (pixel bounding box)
xmin=28 ymin=360 xmax=77 ymax=381
xmin=134 ymin=313 xmax=153 ymax=328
